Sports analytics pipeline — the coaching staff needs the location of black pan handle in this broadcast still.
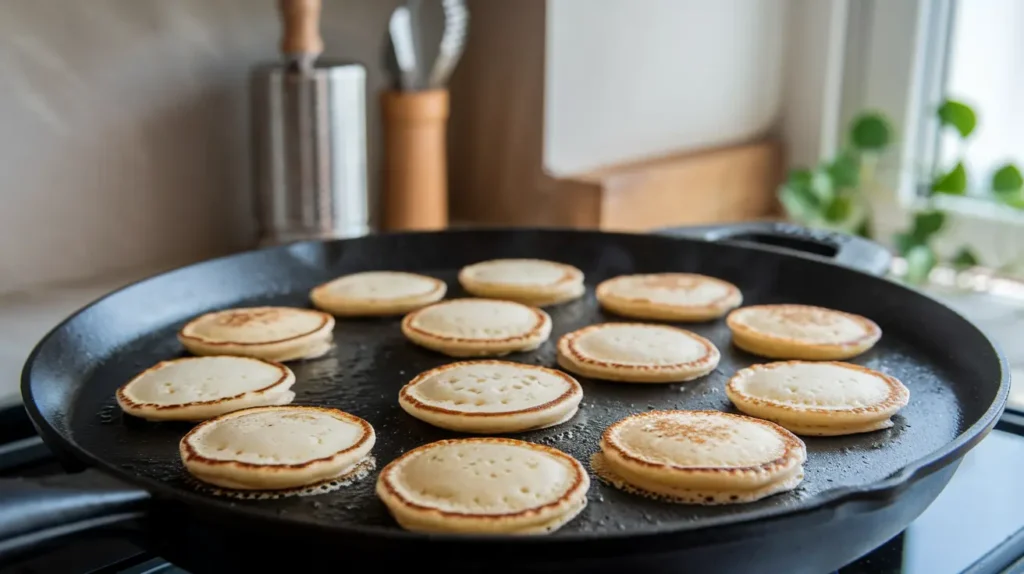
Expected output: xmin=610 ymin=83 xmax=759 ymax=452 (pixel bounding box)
xmin=0 ymin=469 xmax=149 ymax=565
xmin=655 ymin=222 xmax=893 ymax=277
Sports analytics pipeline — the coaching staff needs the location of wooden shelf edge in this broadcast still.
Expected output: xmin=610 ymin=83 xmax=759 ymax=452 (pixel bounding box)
xmin=540 ymin=138 xmax=785 ymax=231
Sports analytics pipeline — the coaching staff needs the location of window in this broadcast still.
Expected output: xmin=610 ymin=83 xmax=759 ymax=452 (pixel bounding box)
xmin=938 ymin=0 xmax=1024 ymax=199
xmin=829 ymin=0 xmax=1024 ymax=271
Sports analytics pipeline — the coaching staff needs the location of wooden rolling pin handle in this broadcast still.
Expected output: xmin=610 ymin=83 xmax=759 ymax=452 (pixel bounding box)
xmin=278 ymin=0 xmax=323 ymax=57
xmin=381 ymin=89 xmax=450 ymax=231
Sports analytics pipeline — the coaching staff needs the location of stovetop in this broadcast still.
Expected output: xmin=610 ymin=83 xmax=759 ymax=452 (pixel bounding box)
xmin=3 ymin=406 xmax=1024 ymax=574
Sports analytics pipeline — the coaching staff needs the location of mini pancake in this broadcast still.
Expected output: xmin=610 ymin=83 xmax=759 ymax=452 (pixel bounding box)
xmin=180 ymin=406 xmax=375 ymax=491
xmin=595 ymin=410 xmax=806 ymax=505
xmin=458 ymin=258 xmax=585 ymax=306
xmin=376 ymin=437 xmax=589 ymax=534
xmin=596 ymin=273 xmax=742 ymax=322
xmin=556 ymin=323 xmax=720 ymax=383
xmin=726 ymin=304 xmax=881 ymax=360
xmin=726 ymin=361 xmax=911 ymax=436
xmin=398 ymin=361 xmax=583 ymax=433
xmin=178 ymin=306 xmax=335 ymax=362
xmin=310 ymin=271 xmax=446 ymax=317
xmin=116 ymin=356 xmax=296 ymax=422
xmin=401 ymin=298 xmax=552 ymax=357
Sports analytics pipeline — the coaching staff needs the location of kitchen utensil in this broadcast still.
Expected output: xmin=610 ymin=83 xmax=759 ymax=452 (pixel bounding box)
xmin=2 ymin=224 xmax=1008 ymax=573
xmin=404 ymin=0 xmax=468 ymax=89
xmin=386 ymin=5 xmax=419 ymax=91
xmin=250 ymin=0 xmax=371 ymax=246
xmin=427 ymin=0 xmax=468 ymax=89
xmin=380 ymin=1 xmax=467 ymax=231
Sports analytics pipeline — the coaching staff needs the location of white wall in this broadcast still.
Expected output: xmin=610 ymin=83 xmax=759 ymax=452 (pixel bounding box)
xmin=0 ymin=0 xmax=397 ymax=294
xmin=779 ymin=0 xmax=850 ymax=170
xmin=543 ymin=0 xmax=788 ymax=176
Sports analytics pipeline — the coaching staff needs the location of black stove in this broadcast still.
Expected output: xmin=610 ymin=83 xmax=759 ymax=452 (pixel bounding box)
xmin=2 ymin=405 xmax=1023 ymax=574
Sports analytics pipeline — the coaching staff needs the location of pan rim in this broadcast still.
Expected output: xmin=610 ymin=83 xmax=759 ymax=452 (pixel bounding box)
xmin=19 ymin=227 xmax=1011 ymax=546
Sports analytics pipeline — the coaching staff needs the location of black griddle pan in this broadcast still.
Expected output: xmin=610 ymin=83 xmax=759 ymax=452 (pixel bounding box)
xmin=0 ymin=224 xmax=1009 ymax=574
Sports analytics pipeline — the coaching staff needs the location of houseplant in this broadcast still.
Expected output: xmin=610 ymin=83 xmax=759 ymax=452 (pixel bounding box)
xmin=779 ymin=100 xmax=1024 ymax=284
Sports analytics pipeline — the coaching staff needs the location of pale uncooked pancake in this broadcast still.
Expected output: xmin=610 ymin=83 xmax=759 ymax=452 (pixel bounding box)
xmin=180 ymin=406 xmax=375 ymax=491
xmin=310 ymin=271 xmax=446 ymax=316
xmin=726 ymin=304 xmax=881 ymax=360
xmin=401 ymin=298 xmax=552 ymax=357
xmin=556 ymin=323 xmax=720 ymax=383
xmin=596 ymin=410 xmax=806 ymax=505
xmin=376 ymin=438 xmax=589 ymax=534
xmin=726 ymin=361 xmax=910 ymax=436
xmin=596 ymin=273 xmax=742 ymax=322
xmin=116 ymin=356 xmax=295 ymax=422
xmin=178 ymin=306 xmax=335 ymax=362
xmin=458 ymin=259 xmax=585 ymax=306
xmin=399 ymin=361 xmax=583 ymax=433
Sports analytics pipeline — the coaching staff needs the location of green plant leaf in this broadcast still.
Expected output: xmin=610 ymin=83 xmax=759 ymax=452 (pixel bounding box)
xmin=779 ymin=181 xmax=821 ymax=221
xmin=850 ymin=113 xmax=892 ymax=151
xmin=893 ymin=232 xmax=921 ymax=256
xmin=931 ymin=163 xmax=968 ymax=195
xmin=854 ymin=218 xmax=872 ymax=239
xmin=904 ymin=244 xmax=936 ymax=284
xmin=911 ymin=210 xmax=946 ymax=239
xmin=824 ymin=195 xmax=853 ymax=223
xmin=809 ymin=168 xmax=835 ymax=204
xmin=894 ymin=210 xmax=945 ymax=256
xmin=951 ymin=246 xmax=980 ymax=269
xmin=992 ymin=164 xmax=1024 ymax=209
xmin=780 ymin=169 xmax=820 ymax=217
xmin=992 ymin=163 xmax=1023 ymax=194
xmin=827 ymin=151 xmax=860 ymax=188
xmin=787 ymin=169 xmax=813 ymax=188
xmin=937 ymin=100 xmax=977 ymax=138
xmin=1002 ymin=195 xmax=1024 ymax=209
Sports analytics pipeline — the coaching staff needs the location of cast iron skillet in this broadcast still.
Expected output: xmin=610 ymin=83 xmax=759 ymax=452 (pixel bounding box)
xmin=1 ymin=224 xmax=1009 ymax=574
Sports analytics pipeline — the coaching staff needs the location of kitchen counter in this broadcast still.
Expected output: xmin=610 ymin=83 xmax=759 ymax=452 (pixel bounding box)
xmin=925 ymin=285 xmax=1024 ymax=409
xmin=1 ymin=266 xmax=1021 ymax=410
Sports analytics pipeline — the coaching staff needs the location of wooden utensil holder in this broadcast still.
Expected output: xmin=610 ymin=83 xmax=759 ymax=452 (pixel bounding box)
xmin=381 ymin=89 xmax=450 ymax=231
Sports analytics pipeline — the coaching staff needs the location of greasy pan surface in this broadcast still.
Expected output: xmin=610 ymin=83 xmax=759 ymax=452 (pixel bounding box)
xmin=23 ymin=230 xmax=1006 ymax=539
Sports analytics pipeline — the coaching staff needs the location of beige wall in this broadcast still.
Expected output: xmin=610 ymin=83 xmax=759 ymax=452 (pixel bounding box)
xmin=0 ymin=0 xmax=815 ymax=294
xmin=544 ymin=0 xmax=787 ymax=176
xmin=0 ymin=0 xmax=398 ymax=294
